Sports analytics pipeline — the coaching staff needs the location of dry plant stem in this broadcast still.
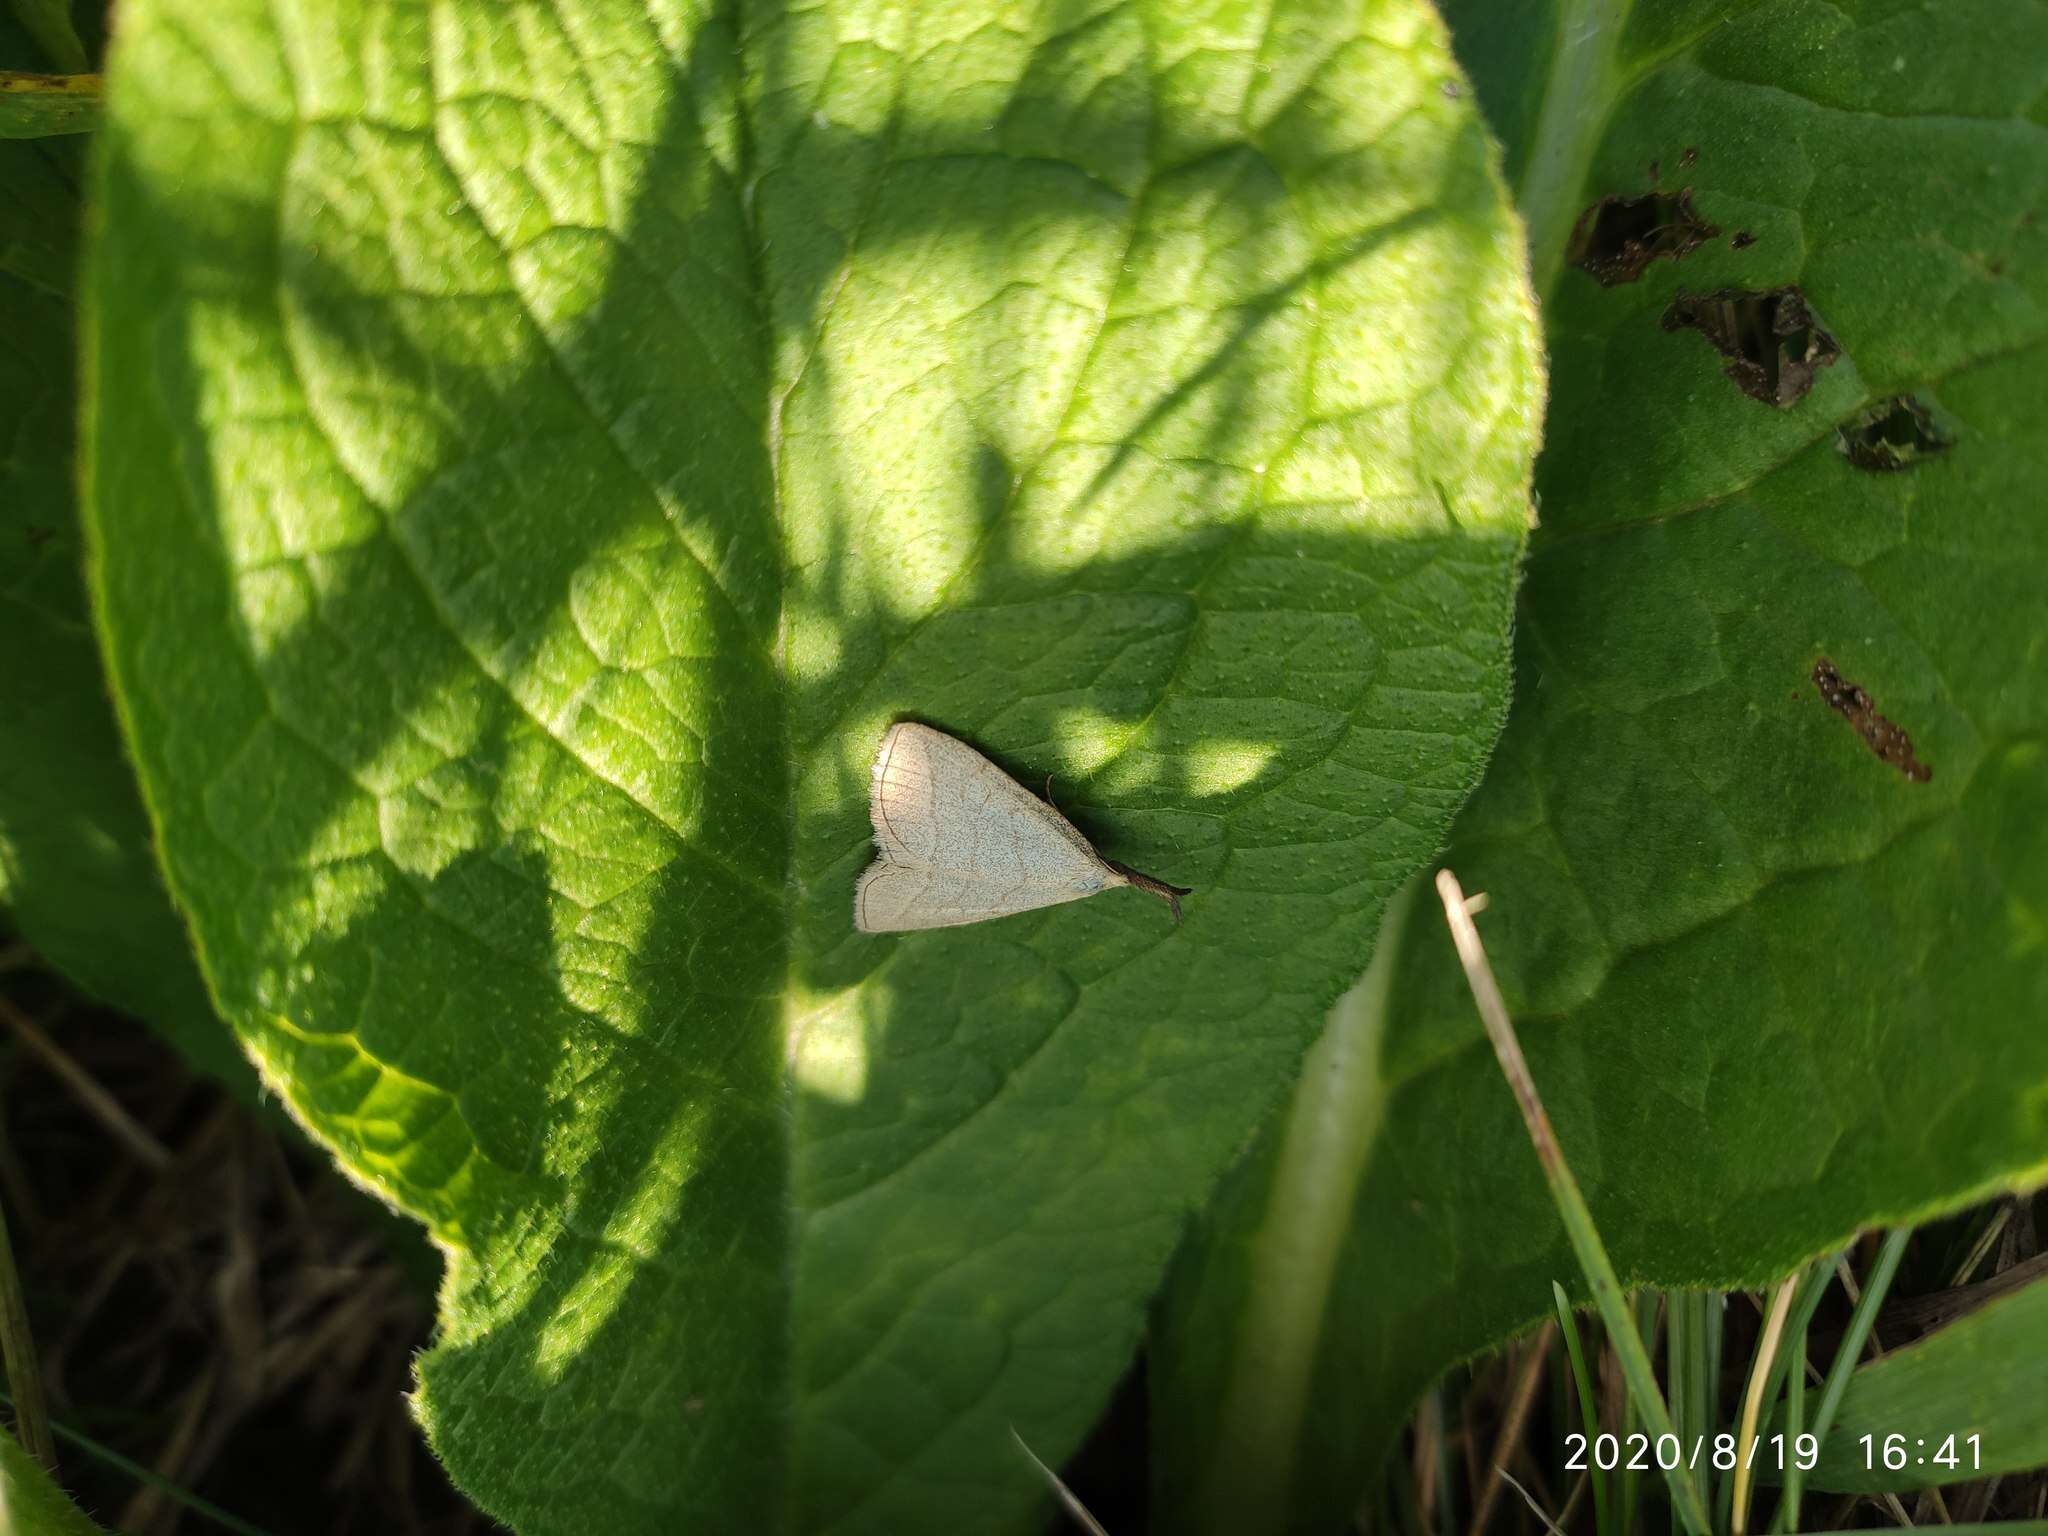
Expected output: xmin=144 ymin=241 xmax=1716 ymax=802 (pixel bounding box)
xmin=1471 ymin=1321 xmax=1558 ymax=1536
xmin=0 ymin=994 xmax=172 ymax=1170
xmin=1835 ymin=1257 xmax=1857 ymax=1303
xmin=1498 ymin=1469 xmax=1572 ymax=1536
xmin=0 ymin=1126 xmax=42 ymax=1236
xmin=1958 ymin=1476 xmax=2002 ymax=1525
xmin=1462 ymin=1386 xmax=1485 ymax=1518
xmin=0 ymin=1193 xmax=56 ymax=1471
xmin=1888 ymin=1250 xmax=2048 ymax=1334
xmin=1009 ymin=1427 xmax=1109 ymax=1536
xmin=1556 ymin=1470 xmax=1591 ymax=1531
xmin=1732 ymin=1273 xmax=1801 ymax=1536
xmin=1417 ymin=1388 xmax=1446 ymax=1536
xmin=1950 ymin=1208 xmax=2010 ymax=1287
xmin=1434 ymin=870 xmax=1713 ymax=1536
xmin=123 ymin=1356 xmax=220 ymax=1533
xmin=1511 ymin=1441 xmax=1560 ymax=1512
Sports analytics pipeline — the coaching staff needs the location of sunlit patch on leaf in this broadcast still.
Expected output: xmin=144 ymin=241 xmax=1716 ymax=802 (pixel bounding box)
xmin=84 ymin=0 xmax=1542 ymax=1529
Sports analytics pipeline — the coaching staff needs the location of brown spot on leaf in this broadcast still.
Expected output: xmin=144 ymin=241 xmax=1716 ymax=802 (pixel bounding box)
xmin=1647 ymin=158 xmax=1661 ymax=184
xmin=1679 ymin=146 xmax=1699 ymax=169
xmin=1836 ymin=395 xmax=1952 ymax=472
xmin=26 ymin=525 xmax=55 ymax=548
xmin=1812 ymin=659 xmax=1931 ymax=782
xmin=1730 ymin=229 xmax=1757 ymax=250
xmin=1661 ymin=286 xmax=1841 ymax=407
xmin=1567 ymin=188 xmax=1720 ymax=286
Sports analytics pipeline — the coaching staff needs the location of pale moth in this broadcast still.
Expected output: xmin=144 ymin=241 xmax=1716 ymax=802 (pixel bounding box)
xmin=854 ymin=722 xmax=1190 ymax=933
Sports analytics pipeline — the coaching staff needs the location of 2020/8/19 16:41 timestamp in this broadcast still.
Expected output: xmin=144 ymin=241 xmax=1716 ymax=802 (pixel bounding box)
xmin=1563 ymin=1432 xmax=1984 ymax=1476
xmin=1863 ymin=1433 xmax=1982 ymax=1472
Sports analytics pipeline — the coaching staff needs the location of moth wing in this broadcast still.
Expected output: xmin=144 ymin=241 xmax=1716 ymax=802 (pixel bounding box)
xmin=854 ymin=862 xmax=945 ymax=933
xmin=869 ymin=722 xmax=1103 ymax=869
xmin=867 ymin=722 xmax=956 ymax=866
xmin=855 ymin=860 xmax=1113 ymax=933
xmin=858 ymin=722 xmax=1118 ymax=932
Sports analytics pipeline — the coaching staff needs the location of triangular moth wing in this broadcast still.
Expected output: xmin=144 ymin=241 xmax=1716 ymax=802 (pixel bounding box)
xmin=855 ymin=722 xmax=1122 ymax=933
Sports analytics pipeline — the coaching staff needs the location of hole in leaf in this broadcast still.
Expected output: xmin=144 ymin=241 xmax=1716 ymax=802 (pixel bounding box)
xmin=1661 ymin=286 xmax=1841 ymax=407
xmin=1835 ymin=395 xmax=1952 ymax=472
xmin=1566 ymin=188 xmax=1720 ymax=286
xmin=1812 ymin=658 xmax=1931 ymax=782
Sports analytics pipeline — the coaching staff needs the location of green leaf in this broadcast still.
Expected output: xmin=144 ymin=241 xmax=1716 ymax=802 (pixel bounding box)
xmin=4 ymin=0 xmax=85 ymax=75
xmin=0 ymin=73 xmax=98 ymax=140
xmin=0 ymin=1435 xmax=104 ymax=1536
xmin=1777 ymin=1276 xmax=2048 ymax=1492
xmin=0 ymin=128 xmax=247 ymax=1090
xmin=83 ymin=0 xmax=1540 ymax=1531
xmin=1154 ymin=1 xmax=2048 ymax=1529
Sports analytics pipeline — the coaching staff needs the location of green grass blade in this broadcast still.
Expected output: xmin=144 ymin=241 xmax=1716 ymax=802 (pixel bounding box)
xmin=1436 ymin=872 xmax=1712 ymax=1536
xmin=1731 ymin=1274 xmax=1799 ymax=1536
xmin=1808 ymin=1230 xmax=1910 ymax=1458
xmin=1619 ymin=1292 xmax=1657 ymax=1536
xmin=0 ymin=1201 xmax=54 ymax=1472
xmin=1780 ymin=1269 xmax=2048 ymax=1492
xmin=1553 ymin=1281 xmax=1612 ymax=1536
xmin=1762 ymin=1260 xmax=1835 ymax=1424
xmin=1703 ymin=1292 xmax=1725 ymax=1523
xmin=1774 ymin=1304 xmax=1808 ymax=1535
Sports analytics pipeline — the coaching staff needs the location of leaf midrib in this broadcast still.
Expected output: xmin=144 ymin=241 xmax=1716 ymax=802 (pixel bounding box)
xmin=1518 ymin=0 xmax=1633 ymax=299
xmin=1518 ymin=0 xmax=1782 ymax=302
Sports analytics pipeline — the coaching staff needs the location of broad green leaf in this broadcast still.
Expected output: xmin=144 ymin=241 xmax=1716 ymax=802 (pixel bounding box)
xmin=1778 ymin=1276 xmax=2048 ymax=1492
xmin=0 ymin=1435 xmax=104 ymax=1536
xmin=1154 ymin=1 xmax=2048 ymax=1530
xmin=84 ymin=0 xmax=1540 ymax=1530
xmin=0 ymin=106 xmax=245 ymax=1088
